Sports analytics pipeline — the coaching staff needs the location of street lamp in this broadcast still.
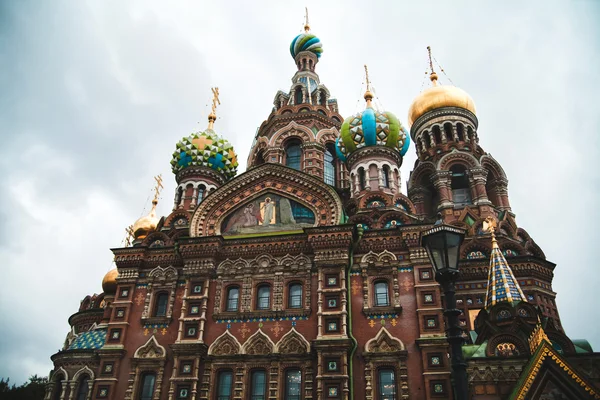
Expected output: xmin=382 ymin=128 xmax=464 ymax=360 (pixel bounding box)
xmin=421 ymin=224 xmax=468 ymax=400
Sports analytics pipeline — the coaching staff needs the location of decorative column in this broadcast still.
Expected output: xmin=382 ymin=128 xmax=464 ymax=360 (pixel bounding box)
xmin=377 ymin=167 xmax=384 ymax=189
xmin=452 ymin=125 xmax=459 ymax=142
xmin=432 ymin=171 xmax=453 ymax=209
xmin=408 ymin=187 xmax=427 ymax=216
xmin=428 ymin=131 xmax=436 ymax=147
xmin=469 ymin=168 xmax=491 ymax=205
xmin=419 ymin=136 xmax=427 ymax=153
xmin=190 ymin=186 xmax=198 ymax=209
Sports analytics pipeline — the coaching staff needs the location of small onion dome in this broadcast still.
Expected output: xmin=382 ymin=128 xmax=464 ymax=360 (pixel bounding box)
xmin=408 ymin=72 xmax=476 ymax=127
xmin=102 ymin=268 xmax=118 ymax=294
xmin=132 ymin=199 xmax=159 ymax=240
xmin=336 ymin=108 xmax=410 ymax=162
xmin=290 ymin=33 xmax=323 ymax=59
xmin=170 ymin=129 xmax=238 ymax=181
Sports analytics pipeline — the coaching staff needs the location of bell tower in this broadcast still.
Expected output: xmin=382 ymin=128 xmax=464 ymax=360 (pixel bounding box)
xmin=407 ymin=47 xmax=511 ymax=223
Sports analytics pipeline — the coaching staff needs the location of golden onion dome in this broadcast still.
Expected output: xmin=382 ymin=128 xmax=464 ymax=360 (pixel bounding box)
xmin=132 ymin=199 xmax=159 ymax=240
xmin=408 ymin=72 xmax=476 ymax=127
xmin=102 ymin=268 xmax=119 ymax=294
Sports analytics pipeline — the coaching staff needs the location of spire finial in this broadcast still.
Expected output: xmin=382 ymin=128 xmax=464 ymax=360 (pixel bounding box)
xmin=207 ymin=87 xmax=220 ymax=130
xmin=426 ymin=46 xmax=439 ymax=86
xmin=304 ymin=7 xmax=310 ymax=32
xmin=483 ymin=216 xmax=498 ymax=249
xmin=364 ymin=64 xmax=374 ymax=108
xmin=123 ymin=225 xmax=134 ymax=247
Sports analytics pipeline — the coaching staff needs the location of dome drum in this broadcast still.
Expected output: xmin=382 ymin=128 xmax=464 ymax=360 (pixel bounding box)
xmin=409 ymin=107 xmax=478 ymax=141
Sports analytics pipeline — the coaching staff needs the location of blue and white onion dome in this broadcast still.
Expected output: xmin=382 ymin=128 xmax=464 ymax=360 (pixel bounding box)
xmin=170 ymin=129 xmax=238 ymax=181
xmin=336 ymin=106 xmax=410 ymax=162
xmin=290 ymin=31 xmax=323 ymax=59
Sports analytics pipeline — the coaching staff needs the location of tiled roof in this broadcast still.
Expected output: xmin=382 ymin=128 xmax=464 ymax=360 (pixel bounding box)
xmin=68 ymin=329 xmax=107 ymax=350
xmin=484 ymin=238 xmax=526 ymax=309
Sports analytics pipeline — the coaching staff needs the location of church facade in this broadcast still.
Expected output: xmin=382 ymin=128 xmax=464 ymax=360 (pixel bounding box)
xmin=46 ymin=22 xmax=600 ymax=400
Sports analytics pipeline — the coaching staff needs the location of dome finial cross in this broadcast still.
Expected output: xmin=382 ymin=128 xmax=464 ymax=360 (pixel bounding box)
xmin=208 ymin=87 xmax=220 ymax=130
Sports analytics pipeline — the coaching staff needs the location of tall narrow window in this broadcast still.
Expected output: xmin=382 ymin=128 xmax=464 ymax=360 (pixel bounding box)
xmin=139 ymin=373 xmax=156 ymax=400
xmin=450 ymin=165 xmax=472 ymax=206
xmin=226 ymin=287 xmax=239 ymax=312
xmin=383 ymin=166 xmax=390 ymax=188
xmin=197 ymin=185 xmax=205 ymax=205
xmin=374 ymin=281 xmax=389 ymax=307
xmin=285 ymin=369 xmax=302 ymax=400
xmin=324 ymin=145 xmax=336 ymax=186
xmin=257 ymin=285 xmax=271 ymax=310
xmin=154 ymin=293 xmax=169 ymax=317
xmin=288 ymin=283 xmax=302 ymax=309
xmin=295 ymin=88 xmax=303 ymax=105
xmin=53 ymin=375 xmax=65 ymax=400
xmin=250 ymin=370 xmax=267 ymax=400
xmin=378 ymin=369 xmax=396 ymax=400
xmin=359 ymin=168 xmax=366 ymax=190
xmin=217 ymin=371 xmax=233 ymax=400
xmin=75 ymin=376 xmax=89 ymax=400
xmin=286 ymin=142 xmax=302 ymax=171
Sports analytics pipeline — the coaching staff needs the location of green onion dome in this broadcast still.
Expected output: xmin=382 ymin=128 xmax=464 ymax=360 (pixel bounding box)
xmin=290 ymin=33 xmax=323 ymax=59
xmin=335 ymin=108 xmax=410 ymax=162
xmin=170 ymin=129 xmax=238 ymax=181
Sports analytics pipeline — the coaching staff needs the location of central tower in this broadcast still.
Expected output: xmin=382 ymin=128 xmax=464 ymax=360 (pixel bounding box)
xmin=246 ymin=16 xmax=348 ymax=189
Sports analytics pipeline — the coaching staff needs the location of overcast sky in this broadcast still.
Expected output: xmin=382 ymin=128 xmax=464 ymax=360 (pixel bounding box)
xmin=1 ymin=0 xmax=599 ymax=385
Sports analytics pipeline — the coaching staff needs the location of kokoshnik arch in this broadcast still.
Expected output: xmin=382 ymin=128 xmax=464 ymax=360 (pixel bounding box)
xmin=46 ymin=17 xmax=600 ymax=400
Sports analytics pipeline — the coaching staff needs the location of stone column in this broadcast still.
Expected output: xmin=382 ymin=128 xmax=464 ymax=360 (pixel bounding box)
xmin=378 ymin=167 xmax=384 ymax=189
xmin=420 ymin=136 xmax=427 ymax=153
xmin=408 ymin=187 xmax=427 ymax=216
xmin=432 ymin=171 xmax=453 ymax=209
xmin=452 ymin=125 xmax=459 ymax=142
xmin=190 ymin=186 xmax=198 ymax=209
xmin=469 ymin=168 xmax=491 ymax=205
xmin=429 ymin=131 xmax=436 ymax=147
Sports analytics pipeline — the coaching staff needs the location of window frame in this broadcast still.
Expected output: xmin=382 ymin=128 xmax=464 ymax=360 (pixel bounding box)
xmin=225 ymin=286 xmax=240 ymax=312
xmin=153 ymin=292 xmax=169 ymax=317
xmin=216 ymin=370 xmax=234 ymax=400
xmin=377 ymin=368 xmax=397 ymax=400
xmin=256 ymin=284 xmax=271 ymax=310
xmin=249 ymin=369 xmax=267 ymax=400
xmin=288 ymin=282 xmax=303 ymax=309
xmin=285 ymin=141 xmax=302 ymax=171
xmin=284 ymin=369 xmax=302 ymax=400
xmin=324 ymin=144 xmax=336 ymax=186
xmin=373 ymin=280 xmax=390 ymax=307
xmin=138 ymin=372 xmax=157 ymax=400
xmin=75 ymin=376 xmax=90 ymax=400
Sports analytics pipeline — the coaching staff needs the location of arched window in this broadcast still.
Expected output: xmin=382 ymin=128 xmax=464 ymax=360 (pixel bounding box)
xmin=176 ymin=187 xmax=183 ymax=205
xmin=383 ymin=166 xmax=390 ymax=188
xmin=197 ymin=185 xmax=205 ymax=205
xmin=75 ymin=376 xmax=89 ymax=400
xmin=359 ymin=168 xmax=366 ymax=190
xmin=255 ymin=151 xmax=265 ymax=166
xmin=154 ymin=293 xmax=169 ymax=317
xmin=285 ymin=141 xmax=302 ymax=171
xmin=226 ymin=286 xmax=239 ymax=312
xmin=217 ymin=371 xmax=233 ymax=400
xmin=250 ymin=370 xmax=267 ymax=400
xmin=139 ymin=373 xmax=156 ymax=400
xmin=256 ymin=285 xmax=271 ymax=310
xmin=52 ymin=375 xmax=65 ymax=400
xmin=295 ymin=88 xmax=303 ymax=105
xmin=324 ymin=145 xmax=336 ymax=186
xmin=284 ymin=369 xmax=302 ymax=400
xmin=450 ymin=165 xmax=472 ymax=206
xmin=374 ymin=281 xmax=389 ymax=307
xmin=288 ymin=283 xmax=302 ymax=309
xmin=433 ymin=126 xmax=442 ymax=145
xmin=444 ymin=123 xmax=453 ymax=142
xmin=456 ymin=123 xmax=465 ymax=142
xmin=378 ymin=369 xmax=397 ymax=400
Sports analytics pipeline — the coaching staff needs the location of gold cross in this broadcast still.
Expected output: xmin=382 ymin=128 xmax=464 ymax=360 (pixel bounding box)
xmin=124 ymin=224 xmax=134 ymax=247
xmin=304 ymin=7 xmax=310 ymax=32
xmin=364 ymin=64 xmax=371 ymax=92
xmin=153 ymin=174 xmax=163 ymax=202
xmin=427 ymin=46 xmax=435 ymax=74
xmin=211 ymin=87 xmax=220 ymax=116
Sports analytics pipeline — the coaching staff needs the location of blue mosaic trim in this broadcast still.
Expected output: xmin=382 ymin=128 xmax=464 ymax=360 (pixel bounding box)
xmin=68 ymin=329 xmax=107 ymax=350
xmin=143 ymin=323 xmax=170 ymax=330
xmin=366 ymin=313 xmax=399 ymax=320
xmin=136 ymin=283 xmax=148 ymax=289
xmin=398 ymin=267 xmax=413 ymax=272
xmin=178 ymin=280 xmax=187 ymax=286
xmin=350 ymin=272 xmax=361 ymax=276
xmin=216 ymin=316 xmax=308 ymax=324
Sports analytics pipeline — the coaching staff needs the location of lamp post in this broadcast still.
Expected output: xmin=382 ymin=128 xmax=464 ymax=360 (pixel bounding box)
xmin=421 ymin=224 xmax=468 ymax=400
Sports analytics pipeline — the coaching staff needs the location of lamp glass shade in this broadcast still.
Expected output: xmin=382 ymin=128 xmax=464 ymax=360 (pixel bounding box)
xmin=421 ymin=225 xmax=465 ymax=275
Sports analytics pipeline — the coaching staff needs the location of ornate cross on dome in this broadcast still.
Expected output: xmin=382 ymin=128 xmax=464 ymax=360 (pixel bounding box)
xmin=364 ymin=64 xmax=374 ymax=107
xmin=208 ymin=87 xmax=220 ymax=130
xmin=426 ymin=46 xmax=439 ymax=86
xmin=153 ymin=174 xmax=163 ymax=203
xmin=304 ymin=7 xmax=310 ymax=32
xmin=124 ymin=224 xmax=134 ymax=247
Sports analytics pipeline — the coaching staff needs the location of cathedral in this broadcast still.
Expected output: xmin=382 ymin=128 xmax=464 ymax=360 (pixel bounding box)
xmin=46 ymin=18 xmax=600 ymax=400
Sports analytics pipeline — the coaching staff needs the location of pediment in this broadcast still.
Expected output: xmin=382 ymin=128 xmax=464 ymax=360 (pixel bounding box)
xmin=190 ymin=164 xmax=343 ymax=237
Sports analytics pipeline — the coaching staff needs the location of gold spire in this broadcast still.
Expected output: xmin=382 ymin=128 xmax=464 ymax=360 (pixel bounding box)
xmin=304 ymin=7 xmax=310 ymax=32
xmin=207 ymin=87 xmax=220 ymax=130
xmin=427 ymin=45 xmax=439 ymax=86
xmin=364 ymin=64 xmax=374 ymax=108
xmin=132 ymin=175 xmax=163 ymax=240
